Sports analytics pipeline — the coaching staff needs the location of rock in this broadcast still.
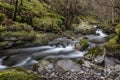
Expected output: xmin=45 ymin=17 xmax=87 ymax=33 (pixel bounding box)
xmin=33 ymin=60 xmax=55 ymax=76
xmin=115 ymin=65 xmax=120 ymax=71
xmin=73 ymin=21 xmax=96 ymax=34
xmin=49 ymin=37 xmax=74 ymax=47
xmin=115 ymin=75 xmax=120 ymax=80
xmin=84 ymin=46 xmax=106 ymax=64
xmin=81 ymin=60 xmax=103 ymax=73
xmin=75 ymin=42 xmax=81 ymax=50
xmin=56 ymin=60 xmax=81 ymax=71
xmin=75 ymin=39 xmax=89 ymax=51
xmin=89 ymin=37 xmax=106 ymax=44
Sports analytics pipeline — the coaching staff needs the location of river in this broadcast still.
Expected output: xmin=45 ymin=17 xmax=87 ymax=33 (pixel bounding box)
xmin=0 ymin=27 xmax=108 ymax=70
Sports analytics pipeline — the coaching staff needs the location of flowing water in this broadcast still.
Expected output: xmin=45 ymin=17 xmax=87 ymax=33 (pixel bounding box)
xmin=0 ymin=26 xmax=108 ymax=70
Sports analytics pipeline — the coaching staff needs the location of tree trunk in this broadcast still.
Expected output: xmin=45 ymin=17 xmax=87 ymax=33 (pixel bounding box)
xmin=20 ymin=0 xmax=23 ymax=6
xmin=13 ymin=0 xmax=18 ymax=21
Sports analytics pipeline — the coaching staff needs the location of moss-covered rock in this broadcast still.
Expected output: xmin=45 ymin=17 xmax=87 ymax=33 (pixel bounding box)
xmin=0 ymin=41 xmax=9 ymax=48
xmin=33 ymin=33 xmax=59 ymax=46
xmin=80 ymin=39 xmax=89 ymax=50
xmin=0 ymin=31 xmax=37 ymax=48
xmin=4 ymin=23 xmax=33 ymax=32
xmin=75 ymin=39 xmax=89 ymax=51
xmin=1 ymin=19 xmax=33 ymax=32
xmin=0 ymin=31 xmax=36 ymax=41
xmin=105 ymin=24 xmax=120 ymax=58
xmin=104 ymin=36 xmax=120 ymax=57
xmin=73 ymin=21 xmax=96 ymax=34
xmin=84 ymin=46 xmax=106 ymax=64
xmin=0 ymin=67 xmax=47 ymax=80
xmin=115 ymin=24 xmax=120 ymax=35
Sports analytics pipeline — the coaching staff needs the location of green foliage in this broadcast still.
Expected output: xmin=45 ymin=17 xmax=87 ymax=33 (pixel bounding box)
xmin=0 ymin=13 xmax=5 ymax=22
xmin=0 ymin=26 xmax=5 ymax=32
xmin=0 ymin=67 xmax=47 ymax=80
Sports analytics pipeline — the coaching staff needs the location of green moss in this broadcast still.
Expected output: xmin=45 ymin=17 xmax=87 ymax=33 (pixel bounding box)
xmin=0 ymin=13 xmax=5 ymax=22
xmin=104 ymin=23 xmax=120 ymax=57
xmin=115 ymin=24 xmax=120 ymax=35
xmin=0 ymin=41 xmax=9 ymax=48
xmin=85 ymin=46 xmax=105 ymax=59
xmin=105 ymin=36 xmax=120 ymax=50
xmin=32 ymin=17 xmax=62 ymax=32
xmin=5 ymin=23 xmax=33 ymax=32
xmin=21 ymin=0 xmax=47 ymax=15
xmin=0 ymin=67 xmax=47 ymax=80
xmin=0 ymin=31 xmax=36 ymax=41
xmin=0 ymin=1 xmax=14 ymax=11
xmin=34 ymin=33 xmax=59 ymax=45
xmin=101 ymin=17 xmax=120 ymax=34
xmin=0 ymin=0 xmax=64 ymax=32
xmin=73 ymin=21 xmax=96 ymax=34
xmin=79 ymin=39 xmax=89 ymax=51
xmin=0 ymin=26 xmax=5 ymax=32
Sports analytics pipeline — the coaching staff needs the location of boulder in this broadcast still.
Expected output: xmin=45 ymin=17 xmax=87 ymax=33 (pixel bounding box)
xmin=56 ymin=60 xmax=81 ymax=71
xmin=84 ymin=46 xmax=106 ymax=64
xmin=75 ymin=39 xmax=89 ymax=51
xmin=73 ymin=21 xmax=96 ymax=34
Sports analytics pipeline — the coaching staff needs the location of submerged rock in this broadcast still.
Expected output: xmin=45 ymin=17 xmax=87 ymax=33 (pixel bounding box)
xmin=84 ymin=46 xmax=106 ymax=64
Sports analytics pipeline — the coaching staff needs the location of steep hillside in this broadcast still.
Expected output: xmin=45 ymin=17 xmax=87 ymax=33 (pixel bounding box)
xmin=0 ymin=0 xmax=63 ymax=49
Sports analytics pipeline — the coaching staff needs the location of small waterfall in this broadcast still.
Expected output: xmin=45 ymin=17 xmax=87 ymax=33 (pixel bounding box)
xmin=96 ymin=29 xmax=107 ymax=37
